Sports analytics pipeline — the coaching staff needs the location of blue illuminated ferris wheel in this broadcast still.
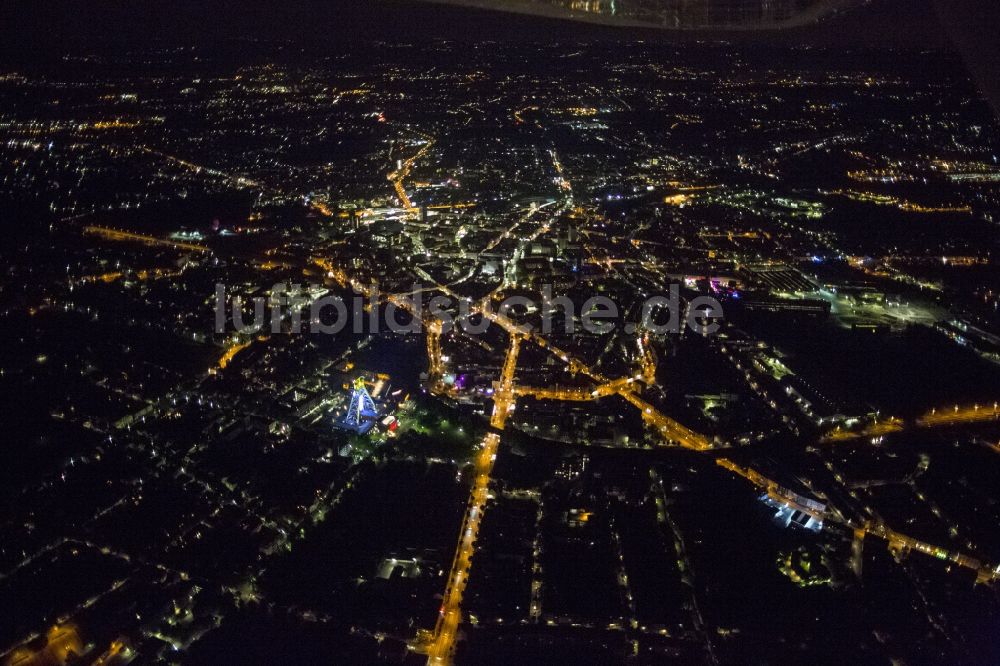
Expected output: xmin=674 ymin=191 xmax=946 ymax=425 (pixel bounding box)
xmin=339 ymin=376 xmax=379 ymax=435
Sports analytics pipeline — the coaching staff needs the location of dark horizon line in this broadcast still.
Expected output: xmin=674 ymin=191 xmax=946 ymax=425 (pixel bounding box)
xmin=0 ymin=0 xmax=951 ymax=50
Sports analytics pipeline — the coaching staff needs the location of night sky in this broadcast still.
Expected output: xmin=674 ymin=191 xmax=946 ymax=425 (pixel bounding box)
xmin=6 ymin=0 xmax=998 ymax=112
xmin=0 ymin=0 xmax=962 ymax=49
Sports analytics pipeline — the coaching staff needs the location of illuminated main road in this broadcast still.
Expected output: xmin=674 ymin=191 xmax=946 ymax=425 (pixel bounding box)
xmin=824 ymin=402 xmax=1000 ymax=442
xmin=426 ymin=336 xmax=520 ymax=665
xmin=388 ymin=130 xmax=436 ymax=212
xmin=918 ymin=403 xmax=1000 ymax=428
